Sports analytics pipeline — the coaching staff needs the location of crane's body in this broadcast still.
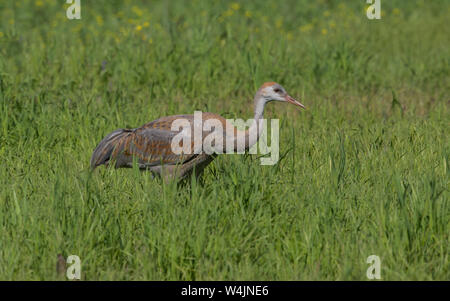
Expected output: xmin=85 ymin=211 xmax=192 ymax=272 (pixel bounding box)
xmin=90 ymin=113 xmax=226 ymax=179
xmin=90 ymin=82 xmax=305 ymax=180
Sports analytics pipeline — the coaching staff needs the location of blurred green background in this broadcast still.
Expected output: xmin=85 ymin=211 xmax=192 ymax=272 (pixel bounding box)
xmin=0 ymin=0 xmax=448 ymax=280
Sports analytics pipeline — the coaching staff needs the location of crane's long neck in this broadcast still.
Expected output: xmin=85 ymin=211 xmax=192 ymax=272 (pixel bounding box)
xmin=235 ymin=94 xmax=267 ymax=152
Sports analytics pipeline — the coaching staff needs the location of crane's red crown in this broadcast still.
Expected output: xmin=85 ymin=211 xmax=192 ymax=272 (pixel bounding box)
xmin=260 ymin=82 xmax=277 ymax=89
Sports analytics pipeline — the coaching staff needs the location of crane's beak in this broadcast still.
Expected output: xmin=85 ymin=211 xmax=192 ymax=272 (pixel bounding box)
xmin=285 ymin=95 xmax=306 ymax=109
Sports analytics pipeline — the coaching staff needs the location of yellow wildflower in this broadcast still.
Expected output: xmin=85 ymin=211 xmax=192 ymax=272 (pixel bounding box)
xmin=135 ymin=25 xmax=142 ymax=31
xmin=286 ymin=32 xmax=293 ymax=40
xmin=230 ymin=3 xmax=240 ymax=11
xmin=321 ymin=28 xmax=327 ymax=35
xmin=0 ymin=32 xmax=3 ymax=38
xmin=275 ymin=19 xmax=283 ymax=29
xmin=223 ymin=9 xmax=234 ymax=17
xmin=323 ymin=10 xmax=331 ymax=17
xmin=132 ymin=6 xmax=143 ymax=17
xmin=96 ymin=15 xmax=104 ymax=26
xmin=299 ymin=24 xmax=313 ymax=33
xmin=245 ymin=11 xmax=252 ymax=18
xmin=143 ymin=21 xmax=150 ymax=27
xmin=35 ymin=0 xmax=43 ymax=6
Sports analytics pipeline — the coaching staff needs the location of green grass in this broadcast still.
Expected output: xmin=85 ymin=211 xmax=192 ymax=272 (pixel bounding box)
xmin=0 ymin=0 xmax=448 ymax=280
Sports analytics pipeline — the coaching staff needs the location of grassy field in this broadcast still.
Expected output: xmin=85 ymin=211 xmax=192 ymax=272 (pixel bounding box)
xmin=0 ymin=0 xmax=448 ymax=280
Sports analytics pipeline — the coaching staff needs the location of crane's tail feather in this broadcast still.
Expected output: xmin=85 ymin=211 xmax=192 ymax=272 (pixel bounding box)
xmin=90 ymin=129 xmax=132 ymax=169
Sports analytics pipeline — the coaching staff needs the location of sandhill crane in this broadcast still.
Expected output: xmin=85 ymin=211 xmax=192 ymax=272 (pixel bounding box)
xmin=90 ymin=82 xmax=305 ymax=180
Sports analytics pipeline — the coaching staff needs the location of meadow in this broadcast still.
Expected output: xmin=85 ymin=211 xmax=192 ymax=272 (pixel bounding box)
xmin=0 ymin=0 xmax=448 ymax=280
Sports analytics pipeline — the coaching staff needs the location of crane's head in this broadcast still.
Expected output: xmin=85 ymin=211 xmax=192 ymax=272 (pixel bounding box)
xmin=257 ymin=82 xmax=305 ymax=109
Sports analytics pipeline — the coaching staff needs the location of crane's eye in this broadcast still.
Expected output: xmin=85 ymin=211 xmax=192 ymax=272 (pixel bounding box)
xmin=274 ymin=88 xmax=281 ymax=93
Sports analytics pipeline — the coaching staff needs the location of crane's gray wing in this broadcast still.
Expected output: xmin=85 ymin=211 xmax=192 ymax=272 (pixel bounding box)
xmin=118 ymin=127 xmax=197 ymax=168
xmin=90 ymin=113 xmax=227 ymax=169
xmin=91 ymin=122 xmax=197 ymax=169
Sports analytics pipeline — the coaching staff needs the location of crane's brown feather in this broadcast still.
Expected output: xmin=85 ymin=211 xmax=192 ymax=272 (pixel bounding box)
xmin=90 ymin=112 xmax=231 ymax=179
